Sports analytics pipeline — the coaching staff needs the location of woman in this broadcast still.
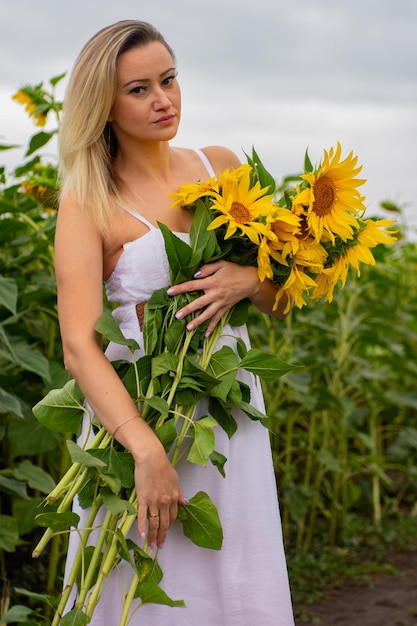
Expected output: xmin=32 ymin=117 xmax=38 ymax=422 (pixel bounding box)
xmin=56 ymin=19 xmax=294 ymax=625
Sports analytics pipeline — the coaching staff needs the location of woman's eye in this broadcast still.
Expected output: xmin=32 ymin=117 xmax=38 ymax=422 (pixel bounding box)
xmin=130 ymin=85 xmax=146 ymax=95
xmin=162 ymin=74 xmax=177 ymax=87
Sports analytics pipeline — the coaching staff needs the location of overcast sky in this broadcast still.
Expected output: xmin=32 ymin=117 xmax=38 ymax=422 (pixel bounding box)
xmin=1 ymin=0 xmax=416 ymax=233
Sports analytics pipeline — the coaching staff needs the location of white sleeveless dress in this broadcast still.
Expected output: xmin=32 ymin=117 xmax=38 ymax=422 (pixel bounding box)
xmin=65 ymin=150 xmax=294 ymax=625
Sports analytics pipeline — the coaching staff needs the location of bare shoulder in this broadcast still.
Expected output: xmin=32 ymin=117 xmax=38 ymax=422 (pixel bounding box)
xmin=199 ymin=145 xmax=241 ymax=174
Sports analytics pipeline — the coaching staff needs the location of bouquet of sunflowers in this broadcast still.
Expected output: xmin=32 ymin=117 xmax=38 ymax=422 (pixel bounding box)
xmin=32 ymin=144 xmax=396 ymax=625
xmin=170 ymin=142 xmax=396 ymax=314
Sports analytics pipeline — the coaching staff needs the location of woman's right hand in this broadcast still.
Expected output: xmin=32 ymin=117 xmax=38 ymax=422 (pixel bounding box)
xmin=133 ymin=437 xmax=187 ymax=550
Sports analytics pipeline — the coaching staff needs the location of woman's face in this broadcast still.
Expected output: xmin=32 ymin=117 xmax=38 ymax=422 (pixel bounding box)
xmin=109 ymin=41 xmax=181 ymax=147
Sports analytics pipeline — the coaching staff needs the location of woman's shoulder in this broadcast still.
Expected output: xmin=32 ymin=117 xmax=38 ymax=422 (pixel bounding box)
xmin=199 ymin=145 xmax=241 ymax=174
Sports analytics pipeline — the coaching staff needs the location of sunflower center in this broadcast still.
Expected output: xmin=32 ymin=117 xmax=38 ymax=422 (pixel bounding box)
xmin=312 ymin=176 xmax=336 ymax=216
xmin=229 ymin=201 xmax=251 ymax=223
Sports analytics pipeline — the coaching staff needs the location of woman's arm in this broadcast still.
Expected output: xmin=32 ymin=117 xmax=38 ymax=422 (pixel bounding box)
xmin=55 ymin=197 xmax=186 ymax=547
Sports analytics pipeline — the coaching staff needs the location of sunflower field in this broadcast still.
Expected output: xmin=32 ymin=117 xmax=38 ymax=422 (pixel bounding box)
xmin=1 ymin=78 xmax=416 ymax=624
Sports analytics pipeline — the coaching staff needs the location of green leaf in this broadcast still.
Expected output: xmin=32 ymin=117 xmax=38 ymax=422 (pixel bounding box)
xmin=13 ymin=459 xmax=56 ymax=494
xmin=240 ymin=401 xmax=269 ymax=426
xmin=0 ymin=604 xmax=33 ymax=623
xmin=35 ymin=511 xmax=80 ymax=531
xmin=60 ymin=608 xmax=89 ymax=626
xmin=144 ymin=395 xmax=170 ymax=418
xmin=155 ymin=419 xmax=177 ymax=451
xmin=189 ymin=201 xmax=220 ymax=264
xmin=0 ymin=275 xmax=17 ymax=314
xmin=25 ymin=131 xmax=54 ymax=156
xmin=228 ymin=299 xmax=249 ymax=326
xmin=8 ymin=341 xmax=51 ymax=381
xmin=127 ymin=545 xmax=163 ymax=584
xmin=50 ymin=71 xmax=66 ymax=87
xmin=0 ymin=143 xmax=20 ymax=151
xmin=14 ymin=586 xmax=56 ymax=604
xmin=151 ymin=352 xmax=179 ymax=377
xmin=32 ymin=379 xmax=85 ymax=433
xmin=239 ymin=349 xmax=295 ymax=381
xmin=13 ymin=497 xmax=44 ymax=535
xmin=187 ymin=417 xmax=217 ymax=466
xmin=95 ymin=311 xmax=139 ymax=352
xmin=66 ymin=440 xmax=107 ymax=468
xmin=0 ymin=476 xmax=29 ymax=499
xmin=304 ymin=147 xmax=314 ymax=173
xmin=207 ymin=346 xmax=239 ymax=401
xmin=134 ymin=582 xmax=186 ymax=607
xmin=0 ymin=515 xmax=19 ymax=551
xmin=245 ymin=146 xmax=276 ymax=194
xmin=158 ymin=222 xmax=193 ymax=283
xmin=101 ymin=489 xmax=136 ymax=515
xmin=164 ymin=318 xmax=186 ymax=352
xmin=0 ymin=387 xmax=23 ymax=417
xmin=209 ymin=450 xmax=227 ymax=477
xmin=143 ymin=306 xmax=163 ymax=356
xmin=90 ymin=448 xmax=135 ymax=489
xmin=8 ymin=415 xmax=62 ymax=457
xmin=208 ymin=397 xmax=237 ymax=438
xmin=177 ymin=491 xmax=223 ymax=550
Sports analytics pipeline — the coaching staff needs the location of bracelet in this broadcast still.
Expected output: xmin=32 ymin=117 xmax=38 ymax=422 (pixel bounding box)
xmin=111 ymin=415 xmax=141 ymax=438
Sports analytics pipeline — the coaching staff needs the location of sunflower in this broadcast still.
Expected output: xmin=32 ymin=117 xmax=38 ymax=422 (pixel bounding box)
xmin=311 ymin=218 xmax=397 ymax=302
xmin=311 ymin=256 xmax=350 ymax=303
xmin=257 ymin=234 xmax=274 ymax=282
xmin=169 ymin=176 xmax=220 ymax=208
xmin=267 ymin=208 xmax=302 ymax=263
xmin=12 ymin=88 xmax=47 ymax=127
xmin=291 ymin=143 xmax=366 ymax=244
xmin=274 ymin=265 xmax=317 ymax=314
xmin=207 ymin=166 xmax=275 ymax=245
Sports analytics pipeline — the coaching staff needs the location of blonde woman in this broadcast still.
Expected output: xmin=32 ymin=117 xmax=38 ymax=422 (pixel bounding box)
xmin=56 ymin=20 xmax=294 ymax=625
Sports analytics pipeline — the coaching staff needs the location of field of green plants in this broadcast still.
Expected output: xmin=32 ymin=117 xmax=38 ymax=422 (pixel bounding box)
xmin=1 ymin=78 xmax=416 ymax=624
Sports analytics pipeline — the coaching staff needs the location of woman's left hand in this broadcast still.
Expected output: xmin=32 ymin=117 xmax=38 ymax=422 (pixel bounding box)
xmin=167 ymin=260 xmax=260 ymax=337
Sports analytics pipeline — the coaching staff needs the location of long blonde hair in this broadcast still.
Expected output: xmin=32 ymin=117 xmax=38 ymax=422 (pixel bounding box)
xmin=59 ymin=20 xmax=175 ymax=235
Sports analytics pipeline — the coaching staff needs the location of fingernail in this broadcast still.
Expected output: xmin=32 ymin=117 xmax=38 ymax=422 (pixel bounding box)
xmin=205 ymin=331 xmax=211 ymax=338
xmin=184 ymin=498 xmax=190 ymax=505
xmin=149 ymin=541 xmax=156 ymax=550
xmin=193 ymin=270 xmax=202 ymax=278
xmin=176 ymin=311 xmax=184 ymax=319
xmin=186 ymin=323 xmax=195 ymax=331
xmin=158 ymin=542 xmax=165 ymax=550
xmin=167 ymin=287 xmax=174 ymax=295
xmin=140 ymin=531 xmax=146 ymax=539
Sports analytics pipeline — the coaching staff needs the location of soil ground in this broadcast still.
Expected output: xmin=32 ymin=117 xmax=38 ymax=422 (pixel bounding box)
xmin=295 ymin=548 xmax=417 ymax=626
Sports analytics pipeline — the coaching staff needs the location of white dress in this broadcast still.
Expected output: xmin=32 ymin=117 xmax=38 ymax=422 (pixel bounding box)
xmin=65 ymin=150 xmax=294 ymax=626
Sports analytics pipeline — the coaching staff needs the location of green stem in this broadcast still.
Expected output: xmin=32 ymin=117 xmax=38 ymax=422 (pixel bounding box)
xmin=118 ymin=540 xmax=151 ymax=626
xmin=75 ymin=508 xmax=114 ymax=609
xmin=84 ymin=491 xmax=138 ymax=620
xmin=170 ymin=405 xmax=198 ymax=467
xmin=51 ymin=500 xmax=102 ymax=626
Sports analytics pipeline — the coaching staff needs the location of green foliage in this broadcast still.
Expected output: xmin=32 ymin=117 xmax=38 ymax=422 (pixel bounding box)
xmin=248 ymin=229 xmax=417 ymax=555
xmin=0 ymin=75 xmax=69 ymax=623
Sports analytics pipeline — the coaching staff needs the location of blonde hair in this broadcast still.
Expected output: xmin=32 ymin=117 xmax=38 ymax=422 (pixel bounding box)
xmin=58 ymin=20 xmax=175 ymax=235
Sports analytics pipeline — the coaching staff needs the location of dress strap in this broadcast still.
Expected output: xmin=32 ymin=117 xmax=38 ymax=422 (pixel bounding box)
xmin=122 ymin=208 xmax=155 ymax=229
xmin=194 ymin=149 xmax=216 ymax=177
